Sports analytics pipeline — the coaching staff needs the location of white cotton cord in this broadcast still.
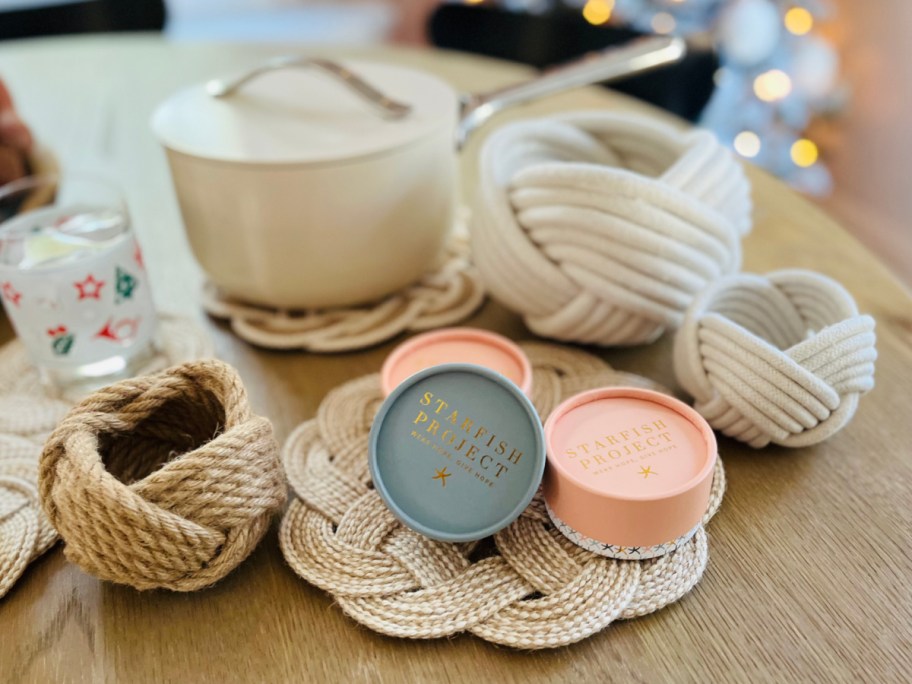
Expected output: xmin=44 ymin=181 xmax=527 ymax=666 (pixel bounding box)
xmin=471 ymin=112 xmax=752 ymax=346
xmin=673 ymin=269 xmax=876 ymax=448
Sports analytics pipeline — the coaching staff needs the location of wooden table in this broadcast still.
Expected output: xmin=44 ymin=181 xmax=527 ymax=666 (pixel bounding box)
xmin=1 ymin=35 xmax=910 ymax=683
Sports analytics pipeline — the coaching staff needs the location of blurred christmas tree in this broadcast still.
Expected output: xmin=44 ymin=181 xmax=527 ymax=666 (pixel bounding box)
xmin=459 ymin=0 xmax=842 ymax=195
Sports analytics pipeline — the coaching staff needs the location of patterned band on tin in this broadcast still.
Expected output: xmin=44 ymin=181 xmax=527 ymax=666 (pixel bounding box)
xmin=545 ymin=501 xmax=700 ymax=561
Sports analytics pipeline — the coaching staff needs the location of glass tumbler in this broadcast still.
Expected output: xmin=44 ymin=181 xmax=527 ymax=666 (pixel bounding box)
xmin=0 ymin=174 xmax=157 ymax=392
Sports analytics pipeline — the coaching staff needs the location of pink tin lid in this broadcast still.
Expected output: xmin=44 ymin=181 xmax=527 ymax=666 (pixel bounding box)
xmin=381 ymin=328 xmax=532 ymax=397
xmin=543 ymin=387 xmax=716 ymax=551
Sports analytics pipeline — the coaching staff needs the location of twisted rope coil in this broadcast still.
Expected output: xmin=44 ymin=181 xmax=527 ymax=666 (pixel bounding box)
xmin=674 ymin=269 xmax=876 ymax=448
xmin=202 ymin=234 xmax=484 ymax=352
xmin=472 ymin=112 xmax=751 ymax=346
xmin=280 ymin=343 xmax=725 ymax=648
xmin=38 ymin=359 xmax=285 ymax=591
xmin=0 ymin=315 xmax=212 ymax=599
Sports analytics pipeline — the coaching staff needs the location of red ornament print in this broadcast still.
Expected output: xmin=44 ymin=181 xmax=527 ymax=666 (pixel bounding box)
xmin=1 ymin=281 xmax=21 ymax=307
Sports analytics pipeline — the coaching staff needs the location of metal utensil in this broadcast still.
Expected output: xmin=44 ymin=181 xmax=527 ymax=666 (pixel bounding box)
xmin=206 ymin=36 xmax=686 ymax=144
xmin=456 ymin=36 xmax=686 ymax=147
xmin=206 ymin=56 xmax=413 ymax=119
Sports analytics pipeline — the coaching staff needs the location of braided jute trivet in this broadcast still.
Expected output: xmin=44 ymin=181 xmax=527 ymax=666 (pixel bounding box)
xmin=280 ymin=343 xmax=726 ymax=649
xmin=202 ymin=235 xmax=485 ymax=352
xmin=0 ymin=315 xmax=212 ymax=598
xmin=38 ymin=359 xmax=286 ymax=592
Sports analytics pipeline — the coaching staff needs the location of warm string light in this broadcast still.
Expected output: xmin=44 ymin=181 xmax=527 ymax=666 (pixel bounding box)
xmin=582 ymin=0 xmax=614 ymax=25
xmin=464 ymin=0 xmax=485 ymax=4
xmin=733 ymin=131 xmax=761 ymax=158
xmin=563 ymin=0 xmax=835 ymax=192
xmin=784 ymin=6 xmax=814 ymax=35
xmin=753 ymin=69 xmax=792 ymax=101
xmin=791 ymin=138 xmax=819 ymax=167
xmin=651 ymin=12 xmax=676 ymax=34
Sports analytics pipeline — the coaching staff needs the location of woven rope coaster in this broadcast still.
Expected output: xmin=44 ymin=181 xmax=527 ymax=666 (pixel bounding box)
xmin=280 ymin=342 xmax=726 ymax=649
xmin=0 ymin=315 xmax=213 ymax=599
xmin=202 ymin=236 xmax=485 ymax=352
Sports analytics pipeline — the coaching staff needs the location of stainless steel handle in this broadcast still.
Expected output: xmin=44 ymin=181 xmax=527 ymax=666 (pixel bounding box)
xmin=206 ymin=56 xmax=413 ymax=120
xmin=456 ymin=36 xmax=686 ymax=148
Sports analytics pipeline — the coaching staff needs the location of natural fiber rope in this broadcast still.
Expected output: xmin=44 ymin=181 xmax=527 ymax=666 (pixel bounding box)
xmin=0 ymin=476 xmax=40 ymax=598
xmin=0 ymin=315 xmax=212 ymax=598
xmin=280 ymin=342 xmax=725 ymax=648
xmin=472 ymin=112 xmax=751 ymax=347
xmin=38 ymin=359 xmax=285 ymax=591
xmin=673 ymin=269 xmax=876 ymax=448
xmin=202 ymin=233 xmax=485 ymax=352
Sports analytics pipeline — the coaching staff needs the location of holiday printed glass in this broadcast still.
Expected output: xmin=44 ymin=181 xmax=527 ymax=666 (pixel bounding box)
xmin=0 ymin=175 xmax=157 ymax=390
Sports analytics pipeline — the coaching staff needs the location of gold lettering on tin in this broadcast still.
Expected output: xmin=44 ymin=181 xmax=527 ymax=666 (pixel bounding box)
xmin=409 ymin=391 xmax=526 ymax=488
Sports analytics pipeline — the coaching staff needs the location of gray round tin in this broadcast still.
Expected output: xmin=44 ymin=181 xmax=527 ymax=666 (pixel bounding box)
xmin=368 ymin=363 xmax=545 ymax=542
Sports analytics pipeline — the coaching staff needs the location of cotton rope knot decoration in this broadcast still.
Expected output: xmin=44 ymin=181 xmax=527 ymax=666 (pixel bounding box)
xmin=38 ymin=360 xmax=286 ymax=591
xmin=674 ymin=269 xmax=877 ymax=448
xmin=472 ymin=112 xmax=752 ymax=346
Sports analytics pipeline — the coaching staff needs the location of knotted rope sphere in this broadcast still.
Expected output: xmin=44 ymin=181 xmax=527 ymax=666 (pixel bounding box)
xmin=472 ymin=112 xmax=752 ymax=346
xmin=674 ymin=269 xmax=877 ymax=448
xmin=39 ymin=360 xmax=286 ymax=591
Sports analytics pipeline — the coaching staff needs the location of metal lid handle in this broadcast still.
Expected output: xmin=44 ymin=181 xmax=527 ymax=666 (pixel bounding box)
xmin=206 ymin=56 xmax=413 ymax=120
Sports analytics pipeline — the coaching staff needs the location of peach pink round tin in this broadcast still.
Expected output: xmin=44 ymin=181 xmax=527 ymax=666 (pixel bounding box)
xmin=543 ymin=387 xmax=717 ymax=560
xmin=381 ymin=328 xmax=532 ymax=397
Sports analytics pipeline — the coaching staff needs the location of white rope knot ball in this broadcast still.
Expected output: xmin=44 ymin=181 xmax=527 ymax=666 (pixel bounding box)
xmin=39 ymin=360 xmax=286 ymax=591
xmin=472 ymin=112 xmax=752 ymax=346
xmin=673 ymin=269 xmax=877 ymax=448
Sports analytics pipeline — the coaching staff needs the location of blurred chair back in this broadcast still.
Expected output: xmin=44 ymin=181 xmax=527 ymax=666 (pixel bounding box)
xmin=429 ymin=4 xmax=716 ymax=122
xmin=0 ymin=0 xmax=165 ymax=41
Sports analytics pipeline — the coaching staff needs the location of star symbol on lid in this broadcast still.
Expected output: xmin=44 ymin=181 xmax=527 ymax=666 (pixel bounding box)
xmin=432 ymin=467 xmax=451 ymax=488
xmin=638 ymin=465 xmax=657 ymax=478
xmin=1 ymin=281 xmax=21 ymax=307
xmin=74 ymin=273 xmax=105 ymax=300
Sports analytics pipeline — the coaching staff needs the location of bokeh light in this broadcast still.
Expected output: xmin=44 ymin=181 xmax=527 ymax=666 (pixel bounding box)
xmin=753 ymin=69 xmax=793 ymax=101
xmin=651 ymin=12 xmax=676 ymax=34
xmin=784 ymin=7 xmax=814 ymax=35
xmin=734 ymin=131 xmax=762 ymax=158
xmin=791 ymin=138 xmax=819 ymax=167
xmin=583 ymin=0 xmax=614 ymax=25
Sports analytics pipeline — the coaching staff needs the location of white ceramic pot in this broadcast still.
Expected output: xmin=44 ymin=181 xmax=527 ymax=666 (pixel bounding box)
xmin=151 ymin=39 xmax=684 ymax=309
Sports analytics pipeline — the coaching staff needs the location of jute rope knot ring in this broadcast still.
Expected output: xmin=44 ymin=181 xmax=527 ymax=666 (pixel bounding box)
xmin=39 ymin=360 xmax=286 ymax=591
xmin=673 ymin=269 xmax=877 ymax=448
xmin=472 ymin=112 xmax=751 ymax=346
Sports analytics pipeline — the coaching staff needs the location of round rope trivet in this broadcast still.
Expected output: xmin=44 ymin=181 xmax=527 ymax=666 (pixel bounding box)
xmin=0 ymin=476 xmax=39 ymax=599
xmin=0 ymin=315 xmax=212 ymax=598
xmin=202 ymin=235 xmax=485 ymax=352
xmin=280 ymin=342 xmax=725 ymax=648
xmin=674 ymin=269 xmax=877 ymax=448
xmin=472 ymin=112 xmax=751 ymax=347
xmin=38 ymin=359 xmax=286 ymax=592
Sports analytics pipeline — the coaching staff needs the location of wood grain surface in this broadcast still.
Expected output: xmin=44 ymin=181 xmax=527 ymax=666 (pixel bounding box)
xmin=0 ymin=35 xmax=910 ymax=684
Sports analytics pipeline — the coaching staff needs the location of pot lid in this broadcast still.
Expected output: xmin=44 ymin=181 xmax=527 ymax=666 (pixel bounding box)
xmin=380 ymin=328 xmax=533 ymax=397
xmin=150 ymin=60 xmax=458 ymax=165
xmin=369 ymin=363 xmax=545 ymax=542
